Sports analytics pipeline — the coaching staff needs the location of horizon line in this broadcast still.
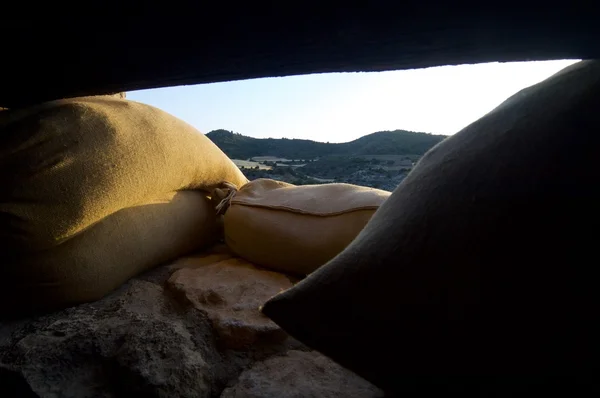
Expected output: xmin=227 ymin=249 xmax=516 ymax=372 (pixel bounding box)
xmin=205 ymin=128 xmax=447 ymax=145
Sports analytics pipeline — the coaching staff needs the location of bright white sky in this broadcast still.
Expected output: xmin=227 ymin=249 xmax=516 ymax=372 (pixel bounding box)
xmin=128 ymin=59 xmax=580 ymax=143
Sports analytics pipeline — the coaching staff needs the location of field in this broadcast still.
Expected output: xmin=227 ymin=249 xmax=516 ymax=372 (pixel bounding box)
xmin=232 ymin=159 xmax=272 ymax=170
xmin=250 ymin=156 xmax=295 ymax=162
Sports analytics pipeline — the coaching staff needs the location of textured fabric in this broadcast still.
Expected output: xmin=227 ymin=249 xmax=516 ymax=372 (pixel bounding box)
xmin=0 ymin=95 xmax=247 ymax=252
xmin=222 ymin=179 xmax=390 ymax=275
xmin=262 ymin=60 xmax=600 ymax=395
xmin=0 ymin=96 xmax=247 ymax=313
xmin=2 ymin=191 xmax=219 ymax=314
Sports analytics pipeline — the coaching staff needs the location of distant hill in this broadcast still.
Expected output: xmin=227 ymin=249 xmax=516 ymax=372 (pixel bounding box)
xmin=206 ymin=129 xmax=446 ymax=159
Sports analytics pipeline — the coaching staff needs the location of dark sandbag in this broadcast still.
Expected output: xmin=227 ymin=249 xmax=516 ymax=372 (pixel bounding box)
xmin=261 ymin=60 xmax=600 ymax=395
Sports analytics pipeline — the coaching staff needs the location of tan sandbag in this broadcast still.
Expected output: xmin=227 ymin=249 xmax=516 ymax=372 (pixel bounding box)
xmin=0 ymin=95 xmax=248 ymax=253
xmin=218 ymin=178 xmax=390 ymax=275
xmin=1 ymin=190 xmax=219 ymax=315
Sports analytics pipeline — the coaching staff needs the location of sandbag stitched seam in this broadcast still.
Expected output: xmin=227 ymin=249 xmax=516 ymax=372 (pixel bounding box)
xmin=227 ymin=201 xmax=380 ymax=217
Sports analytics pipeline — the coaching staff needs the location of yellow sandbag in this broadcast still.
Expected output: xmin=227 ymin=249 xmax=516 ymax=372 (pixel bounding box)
xmin=0 ymin=95 xmax=248 ymax=253
xmin=2 ymin=190 xmax=219 ymax=314
xmin=218 ymin=178 xmax=390 ymax=275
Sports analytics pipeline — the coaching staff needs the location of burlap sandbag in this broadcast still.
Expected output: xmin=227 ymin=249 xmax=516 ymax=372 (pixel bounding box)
xmin=262 ymin=60 xmax=600 ymax=395
xmin=0 ymin=95 xmax=248 ymax=252
xmin=0 ymin=95 xmax=248 ymax=313
xmin=217 ymin=178 xmax=390 ymax=275
xmin=2 ymin=190 xmax=219 ymax=315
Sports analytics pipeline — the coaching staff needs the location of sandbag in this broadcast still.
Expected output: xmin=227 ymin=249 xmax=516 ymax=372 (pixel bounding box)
xmin=0 ymin=95 xmax=248 ymax=313
xmin=2 ymin=190 xmax=219 ymax=315
xmin=262 ymin=60 xmax=600 ymax=395
xmin=0 ymin=95 xmax=248 ymax=253
xmin=218 ymin=178 xmax=390 ymax=275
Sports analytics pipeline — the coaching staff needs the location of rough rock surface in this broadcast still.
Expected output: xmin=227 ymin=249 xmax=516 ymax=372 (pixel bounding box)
xmin=221 ymin=350 xmax=384 ymax=398
xmin=0 ymin=279 xmax=227 ymax=398
xmin=167 ymin=257 xmax=293 ymax=350
xmin=0 ymin=246 xmax=382 ymax=398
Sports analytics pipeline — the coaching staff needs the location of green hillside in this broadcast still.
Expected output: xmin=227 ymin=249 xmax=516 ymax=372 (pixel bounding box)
xmin=339 ymin=130 xmax=446 ymax=156
xmin=206 ymin=129 xmax=446 ymax=159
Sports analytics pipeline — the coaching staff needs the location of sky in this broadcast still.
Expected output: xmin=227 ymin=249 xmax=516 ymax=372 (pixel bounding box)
xmin=128 ymin=59 xmax=580 ymax=143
